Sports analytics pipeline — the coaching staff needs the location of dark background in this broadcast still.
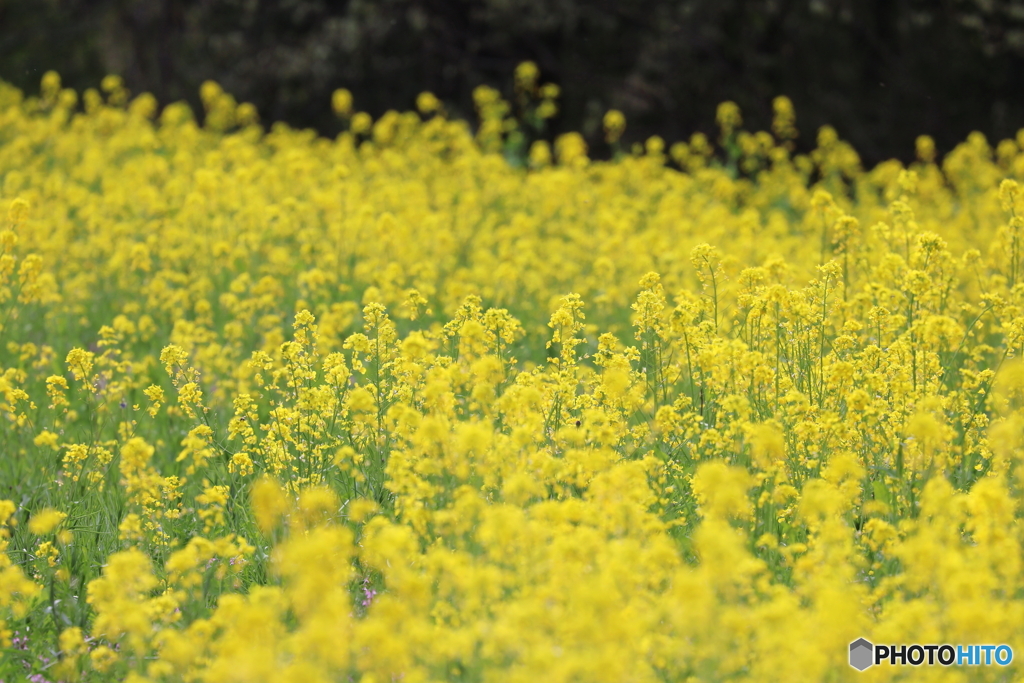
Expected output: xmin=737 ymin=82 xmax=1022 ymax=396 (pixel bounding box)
xmin=2 ymin=0 xmax=1023 ymax=165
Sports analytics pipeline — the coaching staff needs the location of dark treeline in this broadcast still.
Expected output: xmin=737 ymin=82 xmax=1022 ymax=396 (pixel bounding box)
xmin=2 ymin=0 xmax=1024 ymax=166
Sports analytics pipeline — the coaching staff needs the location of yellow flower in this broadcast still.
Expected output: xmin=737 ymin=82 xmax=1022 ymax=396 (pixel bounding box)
xmin=514 ymin=61 xmax=539 ymax=91
xmin=691 ymin=462 xmax=753 ymax=519
xmin=915 ymin=134 xmax=936 ymax=162
xmin=252 ymin=477 xmax=289 ymax=534
xmin=65 ymin=348 xmax=95 ymax=381
xmin=28 ymin=508 xmax=66 ymax=535
xmin=528 ymin=140 xmax=551 ymax=167
xmin=7 ymin=197 xmax=29 ymax=224
xmin=59 ymin=626 xmax=88 ymax=656
xmin=33 ymin=430 xmax=60 ymax=450
xmin=100 ymin=74 xmax=124 ymax=93
xmin=416 ymin=92 xmax=441 ymax=115
xmin=350 ymin=111 xmax=372 ymax=134
xmin=747 ymin=421 xmax=785 ymax=470
xmin=554 ymin=132 xmax=588 ymax=167
xmin=772 ymin=95 xmax=797 ymax=141
xmin=603 ymin=109 xmax=626 ymax=144
xmin=331 ymin=88 xmax=353 ymax=117
xmin=10 ymin=60 xmax=1024 ymax=681
xmin=716 ymin=100 xmax=742 ymax=134
xmin=0 ymin=499 xmax=15 ymax=527
xmin=347 ymin=498 xmax=378 ymax=523
xmin=90 ymin=645 xmax=118 ymax=673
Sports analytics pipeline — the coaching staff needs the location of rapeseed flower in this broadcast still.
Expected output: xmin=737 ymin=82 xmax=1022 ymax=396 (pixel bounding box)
xmin=0 ymin=66 xmax=1023 ymax=681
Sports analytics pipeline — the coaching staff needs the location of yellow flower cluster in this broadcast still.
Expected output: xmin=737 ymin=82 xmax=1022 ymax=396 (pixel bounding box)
xmin=1 ymin=67 xmax=1024 ymax=680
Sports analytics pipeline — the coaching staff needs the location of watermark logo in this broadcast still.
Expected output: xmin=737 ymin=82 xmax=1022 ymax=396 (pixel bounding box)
xmin=849 ymin=639 xmax=1013 ymax=670
xmin=849 ymin=638 xmax=873 ymax=671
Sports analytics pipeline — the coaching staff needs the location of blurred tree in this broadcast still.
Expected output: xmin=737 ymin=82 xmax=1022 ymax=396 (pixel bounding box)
xmin=1 ymin=0 xmax=1023 ymax=164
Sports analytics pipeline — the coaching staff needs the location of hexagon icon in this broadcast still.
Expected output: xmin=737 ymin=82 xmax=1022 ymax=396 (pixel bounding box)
xmin=850 ymin=638 xmax=874 ymax=671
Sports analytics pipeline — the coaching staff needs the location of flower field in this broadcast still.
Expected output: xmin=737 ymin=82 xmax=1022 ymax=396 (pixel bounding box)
xmin=2 ymin=67 xmax=1024 ymax=681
